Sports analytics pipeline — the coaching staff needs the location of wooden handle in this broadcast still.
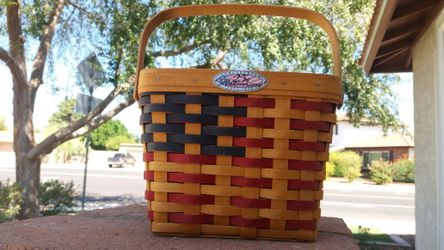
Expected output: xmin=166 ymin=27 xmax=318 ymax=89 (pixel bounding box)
xmin=134 ymin=4 xmax=342 ymax=99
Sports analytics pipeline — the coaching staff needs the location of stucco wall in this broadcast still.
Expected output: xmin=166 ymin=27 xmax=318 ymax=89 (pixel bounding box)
xmin=412 ymin=16 xmax=439 ymax=250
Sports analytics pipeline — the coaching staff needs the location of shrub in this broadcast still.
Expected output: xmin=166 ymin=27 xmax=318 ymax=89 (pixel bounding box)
xmin=328 ymin=152 xmax=343 ymax=177
xmin=370 ymin=160 xmax=393 ymax=185
xmin=105 ymin=135 xmax=136 ymax=151
xmin=328 ymin=151 xmax=362 ymax=182
xmin=0 ymin=181 xmax=23 ymax=223
xmin=325 ymin=161 xmax=335 ymax=179
xmin=392 ymin=159 xmax=415 ymax=183
xmin=39 ymin=180 xmax=77 ymax=216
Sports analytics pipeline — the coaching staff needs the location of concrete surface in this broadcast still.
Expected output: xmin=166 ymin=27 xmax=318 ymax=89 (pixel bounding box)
xmin=0 ymin=205 xmax=358 ymax=250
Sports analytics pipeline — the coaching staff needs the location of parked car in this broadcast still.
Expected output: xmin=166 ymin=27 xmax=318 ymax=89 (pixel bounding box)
xmin=107 ymin=153 xmax=136 ymax=168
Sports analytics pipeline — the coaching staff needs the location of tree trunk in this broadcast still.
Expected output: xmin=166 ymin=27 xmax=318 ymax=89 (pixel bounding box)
xmin=16 ymin=155 xmax=41 ymax=219
xmin=12 ymin=74 xmax=39 ymax=219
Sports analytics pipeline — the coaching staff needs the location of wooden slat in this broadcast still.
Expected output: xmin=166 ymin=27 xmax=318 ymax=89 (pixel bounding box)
xmin=381 ymin=22 xmax=422 ymax=46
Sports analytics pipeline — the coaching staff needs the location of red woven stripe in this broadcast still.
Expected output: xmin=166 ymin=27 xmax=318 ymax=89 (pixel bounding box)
xmin=233 ymin=117 xmax=274 ymax=128
xmin=289 ymin=140 xmax=325 ymax=152
xmin=290 ymin=120 xmax=330 ymax=132
xmin=234 ymin=97 xmax=275 ymax=108
xmin=145 ymin=190 xmax=155 ymax=201
xmin=233 ymin=137 xmax=273 ymax=148
xmin=143 ymin=152 xmax=154 ymax=161
xmin=286 ymin=220 xmax=316 ymax=230
xmin=287 ymin=200 xmax=318 ymax=210
xmin=168 ymin=153 xmax=216 ymax=165
xmin=288 ymin=180 xmax=320 ymax=190
xmin=288 ymin=160 xmax=323 ymax=171
xmin=291 ymin=100 xmax=335 ymax=112
xmin=144 ymin=171 xmax=154 ymax=181
xmin=168 ymin=213 xmax=213 ymax=224
xmin=231 ymin=176 xmax=272 ymax=188
xmin=231 ymin=197 xmax=271 ymax=208
xmin=230 ymin=216 xmax=270 ymax=229
xmin=168 ymin=172 xmax=215 ymax=184
xmin=168 ymin=193 xmax=215 ymax=205
xmin=232 ymin=157 xmax=273 ymax=168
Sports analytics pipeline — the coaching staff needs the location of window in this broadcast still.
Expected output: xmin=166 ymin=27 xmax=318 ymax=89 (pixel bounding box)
xmin=362 ymin=151 xmax=391 ymax=169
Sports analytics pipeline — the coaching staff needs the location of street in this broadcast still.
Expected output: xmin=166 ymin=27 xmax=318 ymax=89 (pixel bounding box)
xmin=0 ymin=163 xmax=414 ymax=234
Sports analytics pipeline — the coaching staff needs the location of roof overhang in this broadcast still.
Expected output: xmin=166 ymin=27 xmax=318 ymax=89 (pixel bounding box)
xmin=361 ymin=0 xmax=444 ymax=73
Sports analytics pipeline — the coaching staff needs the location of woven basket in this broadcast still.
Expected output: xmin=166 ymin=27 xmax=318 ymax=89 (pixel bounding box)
xmin=134 ymin=4 xmax=342 ymax=241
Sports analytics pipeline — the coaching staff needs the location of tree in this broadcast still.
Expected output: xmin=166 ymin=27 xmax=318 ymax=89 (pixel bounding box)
xmin=0 ymin=0 xmax=137 ymax=218
xmin=46 ymin=98 xmax=84 ymax=163
xmin=0 ymin=0 xmax=398 ymax=218
xmin=90 ymin=119 xmax=135 ymax=150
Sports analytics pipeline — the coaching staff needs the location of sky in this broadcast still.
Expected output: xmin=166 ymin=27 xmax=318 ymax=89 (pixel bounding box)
xmin=0 ymin=63 xmax=414 ymax=137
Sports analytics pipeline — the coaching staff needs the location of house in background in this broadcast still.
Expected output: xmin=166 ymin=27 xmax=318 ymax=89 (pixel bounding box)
xmin=0 ymin=131 xmax=14 ymax=166
xmin=331 ymin=114 xmax=414 ymax=169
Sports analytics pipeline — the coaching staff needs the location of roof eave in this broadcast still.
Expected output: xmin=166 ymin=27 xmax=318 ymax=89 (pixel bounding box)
xmin=361 ymin=0 xmax=398 ymax=73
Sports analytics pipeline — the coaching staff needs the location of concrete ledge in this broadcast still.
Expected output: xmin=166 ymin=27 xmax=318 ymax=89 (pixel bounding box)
xmin=0 ymin=205 xmax=358 ymax=249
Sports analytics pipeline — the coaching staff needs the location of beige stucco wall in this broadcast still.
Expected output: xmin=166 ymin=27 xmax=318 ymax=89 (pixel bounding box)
xmin=412 ymin=11 xmax=442 ymax=250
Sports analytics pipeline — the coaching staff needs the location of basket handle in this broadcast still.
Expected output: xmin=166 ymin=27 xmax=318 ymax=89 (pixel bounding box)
xmin=135 ymin=4 xmax=342 ymax=99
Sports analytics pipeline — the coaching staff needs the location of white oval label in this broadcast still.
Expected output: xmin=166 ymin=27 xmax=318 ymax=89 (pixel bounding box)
xmin=212 ymin=70 xmax=268 ymax=92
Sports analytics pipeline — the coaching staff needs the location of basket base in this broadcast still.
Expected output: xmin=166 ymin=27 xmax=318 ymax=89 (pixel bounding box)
xmin=150 ymin=221 xmax=318 ymax=242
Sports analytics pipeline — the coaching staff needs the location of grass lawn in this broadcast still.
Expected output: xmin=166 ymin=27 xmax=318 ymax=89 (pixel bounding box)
xmin=349 ymin=225 xmax=393 ymax=243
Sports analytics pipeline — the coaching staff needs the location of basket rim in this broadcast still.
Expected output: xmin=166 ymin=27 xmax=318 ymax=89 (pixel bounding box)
xmin=137 ymin=68 xmax=343 ymax=105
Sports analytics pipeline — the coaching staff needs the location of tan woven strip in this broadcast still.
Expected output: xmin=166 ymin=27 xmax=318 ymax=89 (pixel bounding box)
xmin=151 ymin=222 xmax=317 ymax=241
xmin=262 ymin=129 xmax=333 ymax=142
xmin=269 ymin=98 xmax=291 ymax=231
xmin=150 ymin=94 xmax=168 ymax=224
xmin=149 ymin=162 xmax=245 ymax=176
xmin=201 ymin=204 xmax=241 ymax=216
xmin=214 ymin=95 xmax=235 ymax=226
xmin=183 ymin=93 xmax=202 ymax=235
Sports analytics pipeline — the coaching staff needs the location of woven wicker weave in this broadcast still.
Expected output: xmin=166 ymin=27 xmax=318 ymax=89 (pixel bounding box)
xmin=134 ymin=5 xmax=342 ymax=241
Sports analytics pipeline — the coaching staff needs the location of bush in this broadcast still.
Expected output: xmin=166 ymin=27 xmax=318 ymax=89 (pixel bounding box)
xmin=0 ymin=181 xmax=23 ymax=223
xmin=370 ymin=160 xmax=393 ymax=185
xmin=328 ymin=151 xmax=362 ymax=182
xmin=39 ymin=180 xmax=77 ymax=216
xmin=105 ymin=135 xmax=136 ymax=151
xmin=325 ymin=162 xmax=335 ymax=178
xmin=328 ymin=152 xmax=342 ymax=177
xmin=392 ymin=159 xmax=415 ymax=183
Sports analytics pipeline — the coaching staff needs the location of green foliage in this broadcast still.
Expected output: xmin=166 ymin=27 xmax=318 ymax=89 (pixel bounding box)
xmin=370 ymin=160 xmax=393 ymax=185
xmin=105 ymin=135 xmax=137 ymax=151
xmin=39 ymin=180 xmax=77 ymax=216
xmin=0 ymin=116 xmax=7 ymax=131
xmin=86 ymin=0 xmax=400 ymax=128
xmin=0 ymin=181 xmax=23 ymax=223
xmin=53 ymin=139 xmax=85 ymax=163
xmin=48 ymin=98 xmax=82 ymax=127
xmin=328 ymin=151 xmax=361 ymax=182
xmin=21 ymin=0 xmax=55 ymax=39
xmin=328 ymin=152 xmax=343 ymax=177
xmin=325 ymin=161 xmax=335 ymax=179
xmin=392 ymin=159 xmax=415 ymax=183
xmin=47 ymin=98 xmax=84 ymax=162
xmin=90 ymin=119 xmax=136 ymax=150
xmin=351 ymin=225 xmax=392 ymax=247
